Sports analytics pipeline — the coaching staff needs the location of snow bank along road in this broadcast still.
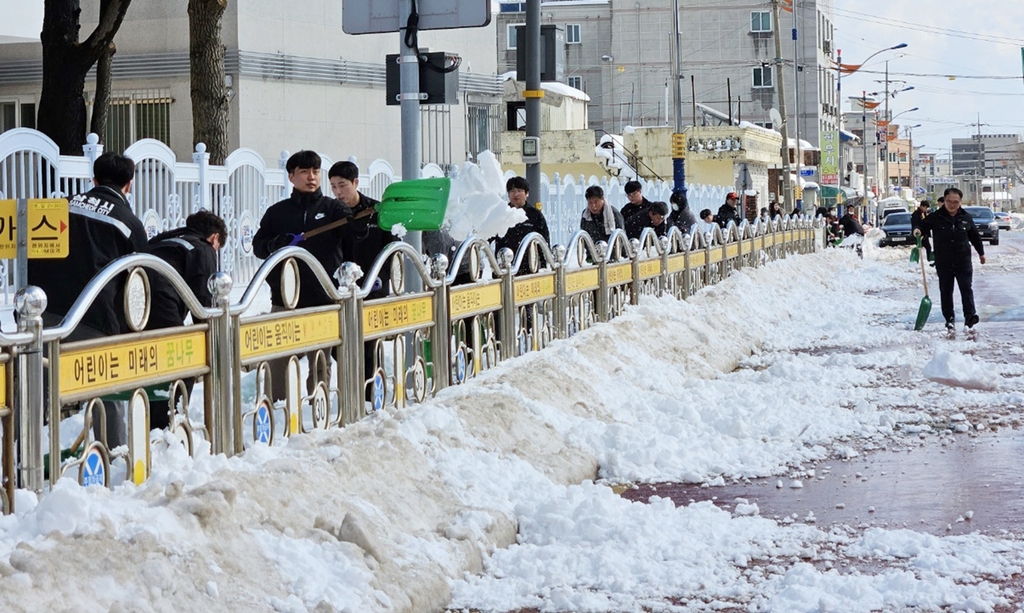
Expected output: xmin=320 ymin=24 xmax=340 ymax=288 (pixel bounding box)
xmin=1 ymin=244 xmax=1023 ymax=612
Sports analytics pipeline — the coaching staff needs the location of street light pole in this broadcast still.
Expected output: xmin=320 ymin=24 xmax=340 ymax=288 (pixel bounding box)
xmin=771 ymin=0 xmax=793 ymax=211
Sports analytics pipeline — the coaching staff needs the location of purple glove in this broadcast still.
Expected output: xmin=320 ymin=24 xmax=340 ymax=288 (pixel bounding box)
xmin=288 ymin=233 xmax=304 ymax=246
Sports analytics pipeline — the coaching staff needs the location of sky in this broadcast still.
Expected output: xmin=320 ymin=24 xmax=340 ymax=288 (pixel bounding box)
xmin=833 ymin=0 xmax=1024 ymax=157
xmin=1 ymin=215 xmax=1023 ymax=610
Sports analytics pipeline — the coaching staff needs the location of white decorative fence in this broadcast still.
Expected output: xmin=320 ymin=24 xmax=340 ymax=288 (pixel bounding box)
xmin=0 ymin=128 xmax=730 ymax=295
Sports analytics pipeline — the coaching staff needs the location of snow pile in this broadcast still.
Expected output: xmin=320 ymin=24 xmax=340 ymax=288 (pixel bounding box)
xmin=444 ymin=150 xmax=524 ymax=241
xmin=923 ymin=348 xmax=1000 ymax=391
xmin=0 ymin=249 xmax=1021 ymax=612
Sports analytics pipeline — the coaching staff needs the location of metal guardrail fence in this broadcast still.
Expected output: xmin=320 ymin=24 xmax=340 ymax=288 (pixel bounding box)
xmin=0 ymin=216 xmax=823 ymax=512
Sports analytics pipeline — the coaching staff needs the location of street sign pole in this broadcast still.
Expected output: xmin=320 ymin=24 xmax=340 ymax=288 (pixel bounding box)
xmin=399 ymin=0 xmax=422 ymax=293
xmin=16 ymin=198 xmax=27 ymax=291
xmin=525 ymin=0 xmax=542 ymax=208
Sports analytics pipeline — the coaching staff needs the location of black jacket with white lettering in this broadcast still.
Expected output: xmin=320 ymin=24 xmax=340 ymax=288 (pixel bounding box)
xmin=252 ymin=189 xmax=352 ymax=308
xmin=340 ymin=192 xmax=397 ymax=300
xmin=29 ymin=184 xmax=148 ymax=336
xmin=146 ymin=227 xmax=218 ymax=329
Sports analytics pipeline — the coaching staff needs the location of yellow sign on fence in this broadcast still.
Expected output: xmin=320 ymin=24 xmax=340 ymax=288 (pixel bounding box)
xmin=239 ymin=310 xmax=340 ymax=361
xmin=450 ymin=283 xmax=502 ymax=318
xmin=638 ymin=260 xmax=661 ymax=279
xmin=363 ymin=295 xmax=433 ymax=336
xmin=59 ymin=331 xmax=208 ymax=399
xmin=513 ymin=274 xmax=555 ymax=304
xmin=606 ymin=263 xmax=632 ymax=284
xmin=565 ymin=269 xmax=599 ymax=294
xmin=0 ymin=199 xmax=70 ymax=259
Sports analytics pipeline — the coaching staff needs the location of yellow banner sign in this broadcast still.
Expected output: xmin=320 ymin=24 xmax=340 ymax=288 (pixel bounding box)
xmin=708 ymin=249 xmax=724 ymax=264
xmin=784 ymin=230 xmax=794 ymax=243
xmin=60 ymin=331 xmax=207 ymax=398
xmin=667 ymin=253 xmax=686 ymax=274
xmin=565 ymin=268 xmax=599 ymax=294
xmin=240 ymin=310 xmax=340 ymax=361
xmin=0 ymin=362 xmax=6 ymax=408
xmin=513 ymin=274 xmax=555 ymax=304
xmin=0 ymin=199 xmax=70 ymax=259
xmin=725 ymin=244 xmax=739 ymax=258
xmin=638 ymin=259 xmax=661 ymax=279
xmin=689 ymin=251 xmax=707 ymax=267
xmin=450 ymin=283 xmax=502 ymax=318
xmin=606 ymin=263 xmax=632 ymax=285
xmin=363 ymin=295 xmax=433 ymax=336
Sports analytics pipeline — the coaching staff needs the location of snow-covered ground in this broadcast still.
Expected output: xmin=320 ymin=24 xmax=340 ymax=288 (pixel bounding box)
xmin=2 ymin=243 xmax=1023 ymax=613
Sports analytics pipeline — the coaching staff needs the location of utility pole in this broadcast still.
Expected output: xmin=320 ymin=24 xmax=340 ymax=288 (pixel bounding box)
xmin=671 ymin=0 xmax=686 ymax=193
xmin=882 ymin=60 xmax=891 ymax=200
xmin=399 ymin=0 xmax=422 ymax=283
xmin=525 ymin=0 xmax=541 ymax=207
xmin=861 ymin=90 xmax=869 ymax=201
xmin=771 ymin=0 xmax=794 ymax=210
xmin=792 ymin=0 xmax=802 ymax=210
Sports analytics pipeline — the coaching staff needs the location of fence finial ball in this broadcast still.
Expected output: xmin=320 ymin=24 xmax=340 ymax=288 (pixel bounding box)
xmin=338 ymin=262 xmax=363 ymax=289
xmin=195 ymin=142 xmax=207 ymax=154
xmin=208 ymin=272 xmax=233 ymax=300
xmin=497 ymin=248 xmax=515 ymax=270
xmin=86 ymin=133 xmax=100 ymax=145
xmin=429 ymin=254 xmax=449 ymax=281
xmin=15 ymin=286 xmax=47 ymax=318
xmin=553 ymin=244 xmax=566 ymax=263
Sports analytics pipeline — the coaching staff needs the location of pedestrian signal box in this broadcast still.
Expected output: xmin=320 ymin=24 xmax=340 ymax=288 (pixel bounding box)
xmin=0 ymin=199 xmax=70 ymax=259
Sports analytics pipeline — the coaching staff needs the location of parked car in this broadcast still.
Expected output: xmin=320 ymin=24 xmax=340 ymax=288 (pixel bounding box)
xmin=994 ymin=211 xmax=1012 ymax=231
xmin=879 ymin=212 xmax=914 ymax=247
xmin=963 ymin=206 xmax=999 ymax=245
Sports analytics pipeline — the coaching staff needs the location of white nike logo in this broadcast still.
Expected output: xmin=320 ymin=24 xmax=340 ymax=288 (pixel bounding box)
xmin=314 ymin=213 xmax=325 ymax=220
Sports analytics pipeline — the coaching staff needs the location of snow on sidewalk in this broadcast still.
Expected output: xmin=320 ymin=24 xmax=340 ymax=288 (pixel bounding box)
xmin=0 ymin=248 xmax=1022 ymax=612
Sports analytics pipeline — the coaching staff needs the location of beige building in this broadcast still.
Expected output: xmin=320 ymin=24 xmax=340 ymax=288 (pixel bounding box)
xmin=0 ymin=1 xmax=502 ymax=167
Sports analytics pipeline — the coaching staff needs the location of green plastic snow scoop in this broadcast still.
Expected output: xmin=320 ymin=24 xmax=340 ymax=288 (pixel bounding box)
xmin=377 ymin=177 xmax=451 ymax=231
xmin=914 ymin=241 xmax=932 ymax=331
xmin=909 ymin=234 xmax=921 ymax=263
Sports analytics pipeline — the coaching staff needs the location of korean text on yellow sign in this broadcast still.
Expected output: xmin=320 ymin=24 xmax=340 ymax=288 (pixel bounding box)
xmin=0 ymin=199 xmax=70 ymax=259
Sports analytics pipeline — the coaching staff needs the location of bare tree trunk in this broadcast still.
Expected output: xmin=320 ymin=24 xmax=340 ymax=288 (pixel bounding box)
xmin=90 ymin=41 xmax=116 ymax=140
xmin=37 ymin=0 xmax=132 ymax=155
xmin=188 ymin=0 xmax=229 ymax=165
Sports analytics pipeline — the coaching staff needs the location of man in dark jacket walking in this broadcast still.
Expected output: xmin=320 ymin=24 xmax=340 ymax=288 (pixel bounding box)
xmin=621 ymin=180 xmax=650 ymax=220
xmin=146 ymin=210 xmax=226 ymax=429
xmin=29 ymin=151 xmax=149 ymax=448
xmin=624 ymin=200 xmax=669 ymax=240
xmin=252 ymin=150 xmax=352 ymax=401
xmin=580 ymin=185 xmax=624 ymax=245
xmin=715 ymin=191 xmax=741 ymax=228
xmin=910 ymin=199 xmax=932 ymax=261
xmin=495 ymin=176 xmax=549 ymax=264
xmin=918 ymin=187 xmax=985 ymax=330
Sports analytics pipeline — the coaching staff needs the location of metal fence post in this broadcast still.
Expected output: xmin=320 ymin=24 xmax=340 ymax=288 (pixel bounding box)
xmin=338 ymin=263 xmax=364 ymax=425
xmin=83 ymin=133 xmax=104 ymax=168
xmin=595 ymin=240 xmax=609 ymax=322
xmin=552 ymin=245 xmax=568 ymax=339
xmin=193 ymin=143 xmax=211 ymax=212
xmin=206 ymin=272 xmax=234 ymax=456
xmin=659 ymin=236 xmax=670 ymax=296
xmin=498 ymin=248 xmax=516 ymax=361
xmin=629 ymin=238 xmax=641 ymax=306
xmin=14 ymin=286 xmax=46 ymax=494
xmin=429 ymin=255 xmax=450 ymax=392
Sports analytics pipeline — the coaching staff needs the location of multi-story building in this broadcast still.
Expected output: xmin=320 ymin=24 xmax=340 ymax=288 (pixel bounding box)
xmin=495 ymin=0 xmax=838 ymax=179
xmin=842 ymin=110 xmax=880 ymax=195
xmin=0 ymin=1 xmax=502 ymax=166
xmin=951 ymin=134 xmax=1021 ymax=204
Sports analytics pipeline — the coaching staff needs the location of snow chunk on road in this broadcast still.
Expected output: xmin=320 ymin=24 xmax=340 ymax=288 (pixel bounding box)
xmin=923 ymin=349 xmax=999 ymax=391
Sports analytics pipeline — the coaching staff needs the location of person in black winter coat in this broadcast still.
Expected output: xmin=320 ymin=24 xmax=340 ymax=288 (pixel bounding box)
xmin=146 ymin=210 xmax=226 ymax=430
xmin=715 ymin=191 xmax=741 ymax=228
xmin=621 ymin=180 xmax=650 ymax=220
xmin=252 ymin=150 xmax=352 ymax=402
xmin=252 ymin=150 xmax=352 ymax=309
xmin=494 ymin=176 xmax=550 ymax=265
xmin=668 ymin=190 xmax=696 ymax=235
xmin=30 ymin=151 xmax=149 ymax=338
xmin=917 ymin=187 xmax=985 ymax=329
xmin=910 ymin=199 xmax=932 ymax=261
xmin=580 ymin=185 xmax=624 ymax=245
xmin=625 ymin=200 xmax=669 ymax=240
xmin=839 ymin=206 xmax=865 ymax=237
xmin=329 ymin=161 xmax=396 ymax=300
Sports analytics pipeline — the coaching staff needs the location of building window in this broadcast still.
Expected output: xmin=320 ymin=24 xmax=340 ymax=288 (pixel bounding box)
xmin=755 ymin=121 xmax=774 ymax=130
xmin=507 ymin=23 xmax=524 ymax=50
xmin=566 ymin=23 xmax=581 ymax=44
xmin=753 ymin=65 xmax=773 ymax=88
xmin=567 ymin=76 xmax=583 ymax=91
xmin=101 ymin=89 xmax=172 ymax=153
xmin=0 ymin=99 xmax=36 ymax=134
xmin=750 ymin=11 xmax=771 ymax=33
xmin=466 ymin=104 xmax=497 ymax=161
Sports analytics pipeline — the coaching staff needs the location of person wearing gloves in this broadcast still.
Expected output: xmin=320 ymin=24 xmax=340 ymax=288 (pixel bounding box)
xmin=580 ymin=185 xmax=624 ymax=245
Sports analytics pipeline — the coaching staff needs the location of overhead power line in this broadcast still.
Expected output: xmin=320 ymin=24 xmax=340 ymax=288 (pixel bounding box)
xmin=833 ymin=7 xmax=1024 ymax=47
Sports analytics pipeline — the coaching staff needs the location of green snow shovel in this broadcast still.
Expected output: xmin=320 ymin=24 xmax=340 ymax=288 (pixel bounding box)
xmin=909 ymin=234 xmax=921 ymax=263
xmin=377 ymin=177 xmax=451 ymax=232
xmin=914 ymin=232 xmax=932 ymax=331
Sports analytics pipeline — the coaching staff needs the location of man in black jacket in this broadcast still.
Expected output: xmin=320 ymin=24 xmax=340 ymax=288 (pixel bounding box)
xmin=495 ymin=176 xmax=550 ymax=265
xmin=146 ymin=210 xmax=226 ymax=429
xmin=715 ymin=191 xmax=741 ymax=228
xmin=579 ymin=185 xmax=624 ymax=245
xmin=252 ymin=150 xmax=352 ymax=401
xmin=668 ymin=190 xmax=696 ymax=235
xmin=329 ymin=161 xmax=396 ymax=300
xmin=839 ymin=205 xmax=865 ymax=237
xmin=918 ymin=187 xmax=985 ymax=330
xmin=624 ymin=200 xmax=669 ymax=240
xmin=910 ymin=199 xmax=932 ymax=261
xmin=30 ymin=152 xmax=149 ymax=337
xmin=29 ymin=152 xmax=149 ymax=448
xmin=621 ymin=180 xmax=650 ymax=220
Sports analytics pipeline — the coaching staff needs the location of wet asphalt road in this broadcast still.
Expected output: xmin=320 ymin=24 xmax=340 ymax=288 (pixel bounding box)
xmin=623 ymin=229 xmax=1024 ymax=538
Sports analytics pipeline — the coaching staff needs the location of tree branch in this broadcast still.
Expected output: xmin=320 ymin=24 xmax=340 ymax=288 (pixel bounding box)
xmin=82 ymin=0 xmax=132 ymax=61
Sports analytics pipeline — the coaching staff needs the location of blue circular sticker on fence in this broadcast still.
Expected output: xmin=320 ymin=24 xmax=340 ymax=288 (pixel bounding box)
xmin=81 ymin=448 xmax=105 ymax=488
xmin=455 ymin=348 xmax=467 ymax=384
xmin=372 ymin=372 xmax=385 ymax=412
xmin=255 ymin=404 xmax=272 ymax=444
